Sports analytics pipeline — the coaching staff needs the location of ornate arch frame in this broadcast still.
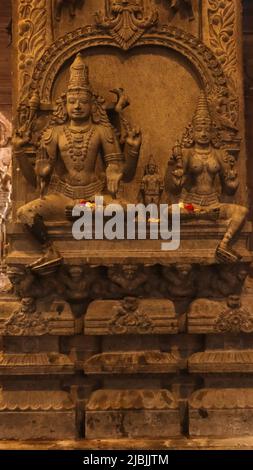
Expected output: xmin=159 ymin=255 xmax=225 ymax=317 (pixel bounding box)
xmin=28 ymin=25 xmax=237 ymax=131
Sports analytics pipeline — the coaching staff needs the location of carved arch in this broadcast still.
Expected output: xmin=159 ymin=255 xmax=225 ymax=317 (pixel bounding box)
xmin=28 ymin=25 xmax=236 ymax=128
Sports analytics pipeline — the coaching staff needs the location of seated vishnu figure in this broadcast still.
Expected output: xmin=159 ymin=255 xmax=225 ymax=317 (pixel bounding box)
xmin=165 ymin=91 xmax=248 ymax=263
xmin=14 ymin=54 xmax=142 ymax=270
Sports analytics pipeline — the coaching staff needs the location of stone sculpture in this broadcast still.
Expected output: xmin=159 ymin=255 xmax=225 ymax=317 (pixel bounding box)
xmin=165 ymin=91 xmax=248 ymax=262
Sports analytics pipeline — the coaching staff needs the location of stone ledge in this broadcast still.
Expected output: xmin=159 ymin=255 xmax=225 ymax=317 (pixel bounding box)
xmin=188 ymin=350 xmax=253 ymax=373
xmin=84 ymin=351 xmax=180 ymax=374
xmin=189 ymin=388 xmax=253 ymax=437
xmin=86 ymin=389 xmax=180 ymax=439
xmin=6 ymin=221 xmax=253 ymax=266
xmin=0 ymin=352 xmax=75 ymax=375
xmin=84 ymin=299 xmax=178 ymax=335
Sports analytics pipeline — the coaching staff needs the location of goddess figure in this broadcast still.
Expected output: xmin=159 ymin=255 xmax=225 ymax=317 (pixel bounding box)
xmin=165 ymin=91 xmax=248 ymax=263
xmin=14 ymin=54 xmax=142 ymax=271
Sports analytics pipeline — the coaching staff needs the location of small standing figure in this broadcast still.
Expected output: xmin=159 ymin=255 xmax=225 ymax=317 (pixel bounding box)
xmin=140 ymin=156 xmax=164 ymax=205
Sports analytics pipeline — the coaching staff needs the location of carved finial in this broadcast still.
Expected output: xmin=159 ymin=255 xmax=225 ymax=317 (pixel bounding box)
xmin=68 ymin=54 xmax=91 ymax=94
xmin=193 ymin=91 xmax=212 ymax=126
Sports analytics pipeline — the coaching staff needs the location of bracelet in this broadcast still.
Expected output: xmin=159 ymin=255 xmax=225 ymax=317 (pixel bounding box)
xmin=104 ymin=152 xmax=124 ymax=164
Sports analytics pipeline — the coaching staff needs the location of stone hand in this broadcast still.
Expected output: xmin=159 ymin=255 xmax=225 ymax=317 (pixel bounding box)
xmin=13 ymin=132 xmax=31 ymax=150
xmin=106 ymin=164 xmax=123 ymax=196
xmin=110 ymin=88 xmax=130 ymax=113
xmin=225 ymin=169 xmax=238 ymax=181
xmin=35 ymin=159 xmax=52 ymax=179
xmin=126 ymin=127 xmax=142 ymax=151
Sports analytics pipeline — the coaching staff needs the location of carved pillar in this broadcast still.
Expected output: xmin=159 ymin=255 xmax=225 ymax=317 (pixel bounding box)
xmin=2 ymin=0 xmax=252 ymax=443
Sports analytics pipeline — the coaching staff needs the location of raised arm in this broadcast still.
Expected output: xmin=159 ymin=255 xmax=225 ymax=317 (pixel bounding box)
xmin=35 ymin=128 xmax=58 ymax=198
xmin=122 ymin=127 xmax=142 ymax=182
xmin=100 ymin=125 xmax=124 ymax=196
xmin=219 ymin=152 xmax=239 ymax=196
xmin=165 ymin=143 xmax=188 ymax=195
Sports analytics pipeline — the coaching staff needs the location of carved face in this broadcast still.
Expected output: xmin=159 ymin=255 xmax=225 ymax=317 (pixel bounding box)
xmin=122 ymin=265 xmax=138 ymax=280
xmin=176 ymin=264 xmax=192 ymax=277
xmin=68 ymin=266 xmax=83 ymax=280
xmin=66 ymin=91 xmax=92 ymax=121
xmin=147 ymin=164 xmax=156 ymax=175
xmin=122 ymin=297 xmax=138 ymax=311
xmin=21 ymin=297 xmax=36 ymax=313
xmin=193 ymin=122 xmax=211 ymax=146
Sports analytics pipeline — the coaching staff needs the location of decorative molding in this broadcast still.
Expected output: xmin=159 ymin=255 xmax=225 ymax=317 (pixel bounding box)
xmin=87 ymin=389 xmax=178 ymax=411
xmin=109 ymin=298 xmax=153 ymax=334
xmin=95 ymin=0 xmax=158 ymax=50
xmin=27 ymin=24 xmax=235 ymax=132
xmin=0 ymin=299 xmax=78 ymax=336
xmin=189 ymin=388 xmax=253 ymax=410
xmin=84 ymin=298 xmax=178 ymax=335
xmin=18 ymin=0 xmax=47 ymax=99
xmin=4 ymin=304 xmax=50 ymax=336
xmin=189 ymin=350 xmax=253 ymax=373
xmin=84 ymin=351 xmax=180 ymax=374
xmin=0 ymin=390 xmax=74 ymax=411
xmin=0 ymin=352 xmax=74 ymax=375
xmin=207 ymin=0 xmax=238 ymax=125
xmin=215 ymin=306 xmax=253 ymax=334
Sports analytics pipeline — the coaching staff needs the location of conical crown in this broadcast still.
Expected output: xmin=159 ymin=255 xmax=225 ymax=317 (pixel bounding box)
xmin=68 ymin=53 xmax=91 ymax=93
xmin=193 ymin=91 xmax=212 ymax=126
xmin=147 ymin=155 xmax=156 ymax=167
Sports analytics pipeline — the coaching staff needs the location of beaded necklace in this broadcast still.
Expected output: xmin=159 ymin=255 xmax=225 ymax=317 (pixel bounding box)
xmin=63 ymin=125 xmax=95 ymax=167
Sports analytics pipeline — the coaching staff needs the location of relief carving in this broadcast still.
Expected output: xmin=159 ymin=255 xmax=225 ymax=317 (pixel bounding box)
xmin=214 ymin=295 xmax=253 ymax=334
xmin=165 ymin=91 xmax=248 ymax=263
xmin=14 ymin=54 xmax=142 ymax=273
xmin=18 ymin=0 xmax=47 ymax=98
xmin=107 ymin=264 xmax=148 ymax=296
xmin=4 ymin=297 xmax=50 ymax=336
xmin=109 ymin=297 xmax=153 ymax=334
xmin=95 ymin=0 xmax=158 ymax=50
xmin=207 ymin=0 xmax=238 ymax=125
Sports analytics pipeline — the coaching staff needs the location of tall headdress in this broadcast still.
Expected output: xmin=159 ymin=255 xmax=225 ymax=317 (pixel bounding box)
xmin=193 ymin=91 xmax=212 ymax=127
xmin=146 ymin=155 xmax=158 ymax=172
xmin=68 ymin=53 xmax=92 ymax=94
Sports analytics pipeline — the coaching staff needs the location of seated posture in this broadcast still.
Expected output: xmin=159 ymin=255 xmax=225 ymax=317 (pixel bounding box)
xmin=15 ymin=54 xmax=141 ymax=271
xmin=165 ymin=91 xmax=248 ymax=263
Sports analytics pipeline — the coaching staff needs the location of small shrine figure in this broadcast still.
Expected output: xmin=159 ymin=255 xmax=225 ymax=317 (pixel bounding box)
xmin=140 ymin=156 xmax=164 ymax=205
xmin=14 ymin=54 xmax=142 ymax=272
xmin=165 ymin=91 xmax=248 ymax=263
